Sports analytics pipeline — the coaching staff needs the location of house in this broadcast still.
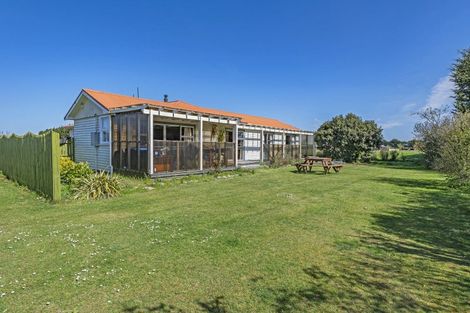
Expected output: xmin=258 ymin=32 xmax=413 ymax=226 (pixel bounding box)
xmin=65 ymin=89 xmax=315 ymax=176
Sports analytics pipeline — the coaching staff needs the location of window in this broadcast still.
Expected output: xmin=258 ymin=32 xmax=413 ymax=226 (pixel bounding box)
xmin=154 ymin=125 xmax=164 ymax=140
xmin=128 ymin=114 xmax=137 ymax=141
xmin=225 ymin=130 xmax=233 ymax=143
xmin=99 ymin=116 xmax=110 ymax=144
xmin=286 ymin=135 xmax=299 ymax=145
xmin=166 ymin=126 xmax=180 ymax=141
xmin=181 ymin=126 xmax=194 ymax=141
xmin=153 ymin=124 xmax=194 ymax=142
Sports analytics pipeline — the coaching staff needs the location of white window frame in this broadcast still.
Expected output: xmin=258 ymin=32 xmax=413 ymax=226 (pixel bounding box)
xmin=99 ymin=116 xmax=110 ymax=144
xmin=180 ymin=126 xmax=194 ymax=142
xmin=153 ymin=123 xmax=194 ymax=142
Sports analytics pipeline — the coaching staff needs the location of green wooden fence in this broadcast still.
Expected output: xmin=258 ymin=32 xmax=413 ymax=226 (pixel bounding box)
xmin=60 ymin=140 xmax=74 ymax=159
xmin=0 ymin=131 xmax=61 ymax=200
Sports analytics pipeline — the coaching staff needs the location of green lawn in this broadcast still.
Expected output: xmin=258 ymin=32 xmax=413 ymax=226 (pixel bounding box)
xmin=0 ymin=158 xmax=469 ymax=312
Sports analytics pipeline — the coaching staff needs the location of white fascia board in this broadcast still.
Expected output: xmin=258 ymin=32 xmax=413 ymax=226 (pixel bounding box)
xmin=143 ymin=108 xmax=238 ymax=125
xmin=109 ymin=105 xmax=147 ymax=114
xmin=142 ymin=109 xmax=311 ymax=133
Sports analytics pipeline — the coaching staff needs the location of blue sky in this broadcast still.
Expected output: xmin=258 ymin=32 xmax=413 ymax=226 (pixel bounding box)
xmin=1 ymin=0 xmax=469 ymax=139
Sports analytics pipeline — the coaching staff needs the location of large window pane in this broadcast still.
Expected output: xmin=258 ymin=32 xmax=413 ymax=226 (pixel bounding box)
xmin=128 ymin=142 xmax=138 ymax=170
xmin=120 ymin=115 xmax=127 ymax=141
xmin=128 ymin=114 xmax=137 ymax=142
xmin=121 ymin=141 xmax=128 ymax=169
xmin=226 ymin=130 xmax=233 ymax=143
xmin=139 ymin=143 xmax=148 ymax=172
xmin=166 ymin=126 xmax=180 ymax=141
xmin=112 ymin=115 xmax=119 ymax=142
xmin=112 ymin=141 xmax=120 ymax=169
xmin=181 ymin=126 xmax=194 ymax=141
xmin=139 ymin=115 xmax=148 ymax=142
xmin=154 ymin=125 xmax=164 ymax=140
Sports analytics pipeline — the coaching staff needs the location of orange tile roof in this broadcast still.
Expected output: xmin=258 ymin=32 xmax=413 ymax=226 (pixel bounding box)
xmin=83 ymin=89 xmax=300 ymax=131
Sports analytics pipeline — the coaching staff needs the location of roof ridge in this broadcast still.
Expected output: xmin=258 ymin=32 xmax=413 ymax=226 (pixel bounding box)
xmin=83 ymin=88 xmax=166 ymax=103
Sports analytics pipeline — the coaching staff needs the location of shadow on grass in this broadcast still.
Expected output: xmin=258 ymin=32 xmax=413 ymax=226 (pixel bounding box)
xmin=369 ymin=159 xmax=427 ymax=171
xmin=122 ymin=303 xmax=184 ymax=313
xmin=371 ymin=176 xmax=470 ymax=266
xmin=289 ymin=169 xmax=326 ymax=175
xmin=271 ymin=175 xmax=470 ymax=312
xmin=272 ymin=259 xmax=430 ymax=313
xmin=196 ymin=296 xmax=227 ymax=313
xmin=121 ymin=297 xmax=228 ymax=313
xmin=122 ymin=172 xmax=470 ymax=312
xmin=372 ymin=176 xmax=448 ymax=191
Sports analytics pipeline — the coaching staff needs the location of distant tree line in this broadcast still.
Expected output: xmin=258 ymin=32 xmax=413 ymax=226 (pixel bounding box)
xmin=382 ymin=139 xmax=417 ymax=150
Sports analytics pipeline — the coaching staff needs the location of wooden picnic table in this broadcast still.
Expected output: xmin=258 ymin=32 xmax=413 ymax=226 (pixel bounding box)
xmin=304 ymin=156 xmax=331 ymax=165
xmin=295 ymin=156 xmax=343 ymax=174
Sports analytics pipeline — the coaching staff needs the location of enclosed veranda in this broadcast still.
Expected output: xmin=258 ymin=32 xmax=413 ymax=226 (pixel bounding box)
xmin=110 ymin=109 xmax=315 ymax=177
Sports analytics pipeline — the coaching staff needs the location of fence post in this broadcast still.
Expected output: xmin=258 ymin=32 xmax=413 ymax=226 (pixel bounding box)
xmin=49 ymin=132 xmax=61 ymax=201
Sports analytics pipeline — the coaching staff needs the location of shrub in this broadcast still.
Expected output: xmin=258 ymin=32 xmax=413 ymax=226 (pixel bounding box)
xmin=414 ymin=107 xmax=452 ymax=168
xmin=71 ymin=171 xmax=121 ymax=200
xmin=269 ymin=153 xmax=289 ymax=168
xmin=435 ymin=113 xmax=470 ymax=188
xmin=60 ymin=157 xmax=92 ymax=184
xmin=380 ymin=148 xmax=389 ymax=161
xmin=390 ymin=150 xmax=400 ymax=161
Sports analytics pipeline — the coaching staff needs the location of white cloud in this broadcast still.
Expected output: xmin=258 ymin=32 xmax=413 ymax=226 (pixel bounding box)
xmin=401 ymin=102 xmax=417 ymax=112
xmin=424 ymin=76 xmax=454 ymax=109
xmin=381 ymin=121 xmax=403 ymax=129
xmin=378 ymin=76 xmax=453 ymax=139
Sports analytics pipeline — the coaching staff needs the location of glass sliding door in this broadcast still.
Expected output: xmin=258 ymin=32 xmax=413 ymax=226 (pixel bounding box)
xmin=301 ymin=134 xmax=315 ymax=157
xmin=152 ymin=123 xmax=199 ymax=173
xmin=237 ymin=130 xmax=261 ymax=162
xmin=285 ymin=134 xmax=300 ymax=160
xmin=203 ymin=142 xmax=235 ymax=169
xmin=263 ymin=132 xmax=283 ymax=162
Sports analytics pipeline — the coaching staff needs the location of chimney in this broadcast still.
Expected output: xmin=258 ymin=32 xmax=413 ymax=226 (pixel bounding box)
xmin=163 ymin=94 xmax=168 ymax=102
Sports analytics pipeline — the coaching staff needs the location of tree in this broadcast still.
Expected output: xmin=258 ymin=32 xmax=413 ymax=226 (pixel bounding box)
xmin=314 ymin=113 xmax=383 ymax=162
xmin=413 ymin=107 xmax=452 ymax=168
xmin=451 ymin=48 xmax=470 ymax=113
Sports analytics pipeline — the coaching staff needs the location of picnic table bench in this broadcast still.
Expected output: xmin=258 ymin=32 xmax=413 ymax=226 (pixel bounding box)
xmin=295 ymin=156 xmax=343 ymax=174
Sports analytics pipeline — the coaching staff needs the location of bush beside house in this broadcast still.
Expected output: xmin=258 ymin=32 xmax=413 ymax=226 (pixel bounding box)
xmin=59 ymin=157 xmax=121 ymax=200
